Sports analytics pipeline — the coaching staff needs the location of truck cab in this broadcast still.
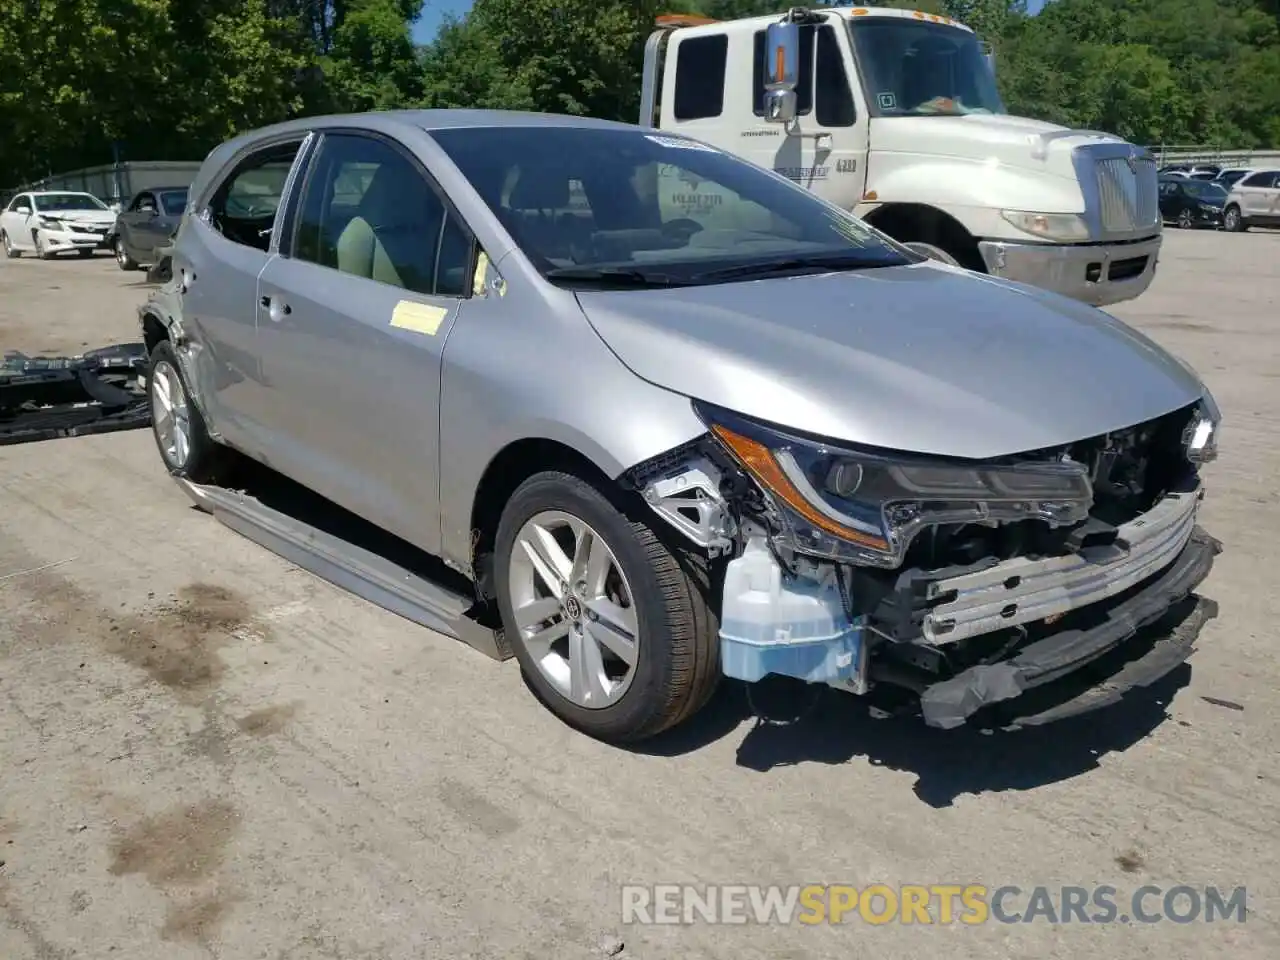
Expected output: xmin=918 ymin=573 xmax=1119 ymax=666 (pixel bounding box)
xmin=640 ymin=6 xmax=1162 ymax=308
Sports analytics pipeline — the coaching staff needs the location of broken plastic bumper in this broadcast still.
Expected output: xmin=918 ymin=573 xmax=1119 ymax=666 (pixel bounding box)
xmin=922 ymin=485 xmax=1201 ymax=644
xmin=918 ymin=527 xmax=1220 ymax=729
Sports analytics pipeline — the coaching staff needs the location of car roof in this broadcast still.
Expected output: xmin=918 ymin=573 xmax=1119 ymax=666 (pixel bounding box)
xmin=235 ymin=109 xmax=640 ymax=143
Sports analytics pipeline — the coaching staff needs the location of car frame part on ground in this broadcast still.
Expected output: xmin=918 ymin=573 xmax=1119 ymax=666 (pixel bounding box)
xmin=1222 ymin=168 xmax=1280 ymax=233
xmin=0 ymin=190 xmax=116 ymax=259
xmin=110 ymin=185 xmax=189 ymax=270
xmin=0 ymin=343 xmax=150 ymax=444
xmin=1157 ymin=176 xmax=1227 ymax=229
xmin=139 ymin=108 xmax=1223 ymax=744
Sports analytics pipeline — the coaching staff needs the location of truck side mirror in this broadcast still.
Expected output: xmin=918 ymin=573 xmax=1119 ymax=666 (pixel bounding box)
xmin=762 ymin=21 xmax=799 ymax=124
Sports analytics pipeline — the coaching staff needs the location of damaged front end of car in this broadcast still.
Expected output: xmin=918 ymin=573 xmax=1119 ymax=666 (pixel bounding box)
xmin=622 ymin=397 xmax=1222 ymax=729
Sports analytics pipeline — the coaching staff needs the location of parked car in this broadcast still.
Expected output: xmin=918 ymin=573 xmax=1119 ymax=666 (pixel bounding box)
xmin=1223 ymin=168 xmax=1280 ymax=232
xmin=110 ymin=186 xmax=189 ymax=270
xmin=1 ymin=190 xmax=115 ymax=258
xmin=1214 ymin=167 xmax=1254 ymax=190
xmin=1158 ymin=176 xmax=1227 ymax=228
xmin=142 ymin=110 xmax=1222 ymax=742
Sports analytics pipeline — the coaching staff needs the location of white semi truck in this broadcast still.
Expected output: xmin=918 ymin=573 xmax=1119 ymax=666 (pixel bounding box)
xmin=639 ymin=5 xmax=1162 ymax=307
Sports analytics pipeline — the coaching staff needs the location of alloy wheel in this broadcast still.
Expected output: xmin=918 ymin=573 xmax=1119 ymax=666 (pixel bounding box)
xmin=150 ymin=359 xmax=192 ymax=469
xmin=507 ymin=510 xmax=640 ymax=709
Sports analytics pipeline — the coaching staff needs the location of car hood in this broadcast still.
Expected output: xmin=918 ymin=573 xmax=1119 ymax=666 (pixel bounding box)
xmin=574 ymin=263 xmax=1205 ymax=460
xmin=40 ymin=210 xmax=116 ymax=226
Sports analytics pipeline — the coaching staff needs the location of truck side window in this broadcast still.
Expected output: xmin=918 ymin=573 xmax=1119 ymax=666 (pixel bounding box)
xmin=673 ymin=34 xmax=728 ymax=121
xmin=815 ymin=25 xmax=856 ymax=127
xmin=752 ymin=27 xmax=814 ymax=117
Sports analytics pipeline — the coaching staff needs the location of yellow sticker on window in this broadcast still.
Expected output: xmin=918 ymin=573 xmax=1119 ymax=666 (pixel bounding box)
xmin=390 ymin=300 xmax=448 ymax=336
xmin=473 ymin=251 xmax=490 ymax=297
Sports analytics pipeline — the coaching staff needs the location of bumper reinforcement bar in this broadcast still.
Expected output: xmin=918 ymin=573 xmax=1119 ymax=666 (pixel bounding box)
xmin=919 ymin=528 xmax=1221 ymax=729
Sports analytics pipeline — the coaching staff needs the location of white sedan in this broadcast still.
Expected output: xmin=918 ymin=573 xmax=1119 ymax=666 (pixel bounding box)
xmin=1 ymin=190 xmax=117 ymax=259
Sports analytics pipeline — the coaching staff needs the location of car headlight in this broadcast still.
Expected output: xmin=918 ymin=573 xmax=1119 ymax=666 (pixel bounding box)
xmin=37 ymin=217 xmax=63 ymax=231
xmin=695 ymin=403 xmax=1094 ymax=568
xmin=1183 ymin=397 xmax=1220 ymax=465
xmin=1000 ymin=210 xmax=1090 ymax=242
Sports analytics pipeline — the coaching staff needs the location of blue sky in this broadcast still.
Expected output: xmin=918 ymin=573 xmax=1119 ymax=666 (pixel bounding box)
xmin=411 ymin=1 xmax=1048 ymax=46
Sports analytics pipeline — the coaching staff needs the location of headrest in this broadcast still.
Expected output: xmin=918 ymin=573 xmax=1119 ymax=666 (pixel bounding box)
xmin=508 ymin=168 xmax=570 ymax=211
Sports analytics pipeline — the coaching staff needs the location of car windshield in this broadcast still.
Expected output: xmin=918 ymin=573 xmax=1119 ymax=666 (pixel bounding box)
xmin=849 ymin=18 xmax=1004 ymax=117
xmin=429 ymin=126 xmax=911 ymax=285
xmin=159 ymin=189 xmax=188 ymax=215
xmin=1183 ymin=180 xmax=1228 ymax=200
xmin=33 ymin=192 xmax=108 ymax=212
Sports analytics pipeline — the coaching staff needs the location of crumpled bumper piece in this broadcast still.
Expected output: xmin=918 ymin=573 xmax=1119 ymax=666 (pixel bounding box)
xmin=0 ymin=343 xmax=150 ymax=444
xmin=919 ymin=528 xmax=1221 ymax=730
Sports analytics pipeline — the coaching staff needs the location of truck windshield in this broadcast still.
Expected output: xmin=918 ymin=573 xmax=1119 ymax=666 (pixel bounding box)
xmin=429 ymin=125 xmax=911 ymax=285
xmin=849 ymin=18 xmax=1004 ymax=118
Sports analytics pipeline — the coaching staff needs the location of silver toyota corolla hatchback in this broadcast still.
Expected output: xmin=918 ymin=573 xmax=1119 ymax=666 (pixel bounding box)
xmin=144 ymin=110 xmax=1222 ymax=743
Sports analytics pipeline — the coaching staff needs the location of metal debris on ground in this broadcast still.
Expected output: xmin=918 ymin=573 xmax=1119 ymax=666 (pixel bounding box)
xmin=0 ymin=342 xmax=150 ymax=444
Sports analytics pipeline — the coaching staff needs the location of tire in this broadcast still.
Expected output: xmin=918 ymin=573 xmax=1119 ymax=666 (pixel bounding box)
xmin=78 ymin=247 xmax=93 ymax=257
xmin=1223 ymin=205 xmax=1247 ymax=233
xmin=493 ymin=471 xmax=720 ymax=743
xmin=902 ymin=241 xmax=963 ymax=267
xmin=1 ymin=230 xmax=18 ymax=258
xmin=1177 ymin=209 xmax=1194 ymax=229
xmin=115 ymin=236 xmax=139 ymax=270
xmin=147 ymin=339 xmax=225 ymax=482
xmin=33 ymin=231 xmax=53 ymax=259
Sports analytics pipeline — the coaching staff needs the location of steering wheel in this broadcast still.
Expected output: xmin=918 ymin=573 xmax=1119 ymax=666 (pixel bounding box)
xmin=661 ymin=218 xmax=704 ymax=244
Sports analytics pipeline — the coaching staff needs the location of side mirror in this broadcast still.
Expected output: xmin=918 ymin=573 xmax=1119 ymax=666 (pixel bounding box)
xmin=15 ymin=204 xmax=30 ymax=214
xmin=762 ymin=90 xmax=798 ymax=124
xmin=763 ymin=20 xmax=799 ymax=125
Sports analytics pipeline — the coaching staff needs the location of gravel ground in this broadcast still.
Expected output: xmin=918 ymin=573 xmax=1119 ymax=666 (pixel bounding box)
xmin=1 ymin=232 xmax=1278 ymax=960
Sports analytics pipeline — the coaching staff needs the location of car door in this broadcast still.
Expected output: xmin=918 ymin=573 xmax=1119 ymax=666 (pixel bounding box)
xmin=1256 ymin=172 xmax=1280 ymax=224
xmin=175 ymin=133 xmax=312 ymax=453
xmin=118 ymin=191 xmax=153 ymax=255
xmin=254 ymin=130 xmax=477 ymax=555
xmin=1234 ymin=171 xmax=1272 ymax=218
xmin=2 ymin=194 xmax=35 ymax=250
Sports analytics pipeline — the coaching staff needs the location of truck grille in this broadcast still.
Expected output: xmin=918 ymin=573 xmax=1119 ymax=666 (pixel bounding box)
xmin=1095 ymin=156 xmax=1159 ymax=234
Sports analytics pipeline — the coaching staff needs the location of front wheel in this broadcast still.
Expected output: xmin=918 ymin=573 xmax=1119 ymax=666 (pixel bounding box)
xmin=902 ymin=241 xmax=963 ymax=267
xmin=493 ymin=471 xmax=720 ymax=743
xmin=147 ymin=340 xmax=225 ymax=482
xmin=1177 ymin=209 xmax=1194 ymax=229
xmin=115 ymin=236 xmax=139 ymax=270
xmin=1223 ymin=205 xmax=1247 ymax=233
xmin=34 ymin=232 xmax=53 ymax=259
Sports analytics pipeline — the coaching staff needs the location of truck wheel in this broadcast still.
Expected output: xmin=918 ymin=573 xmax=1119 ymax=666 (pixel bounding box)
xmin=147 ymin=340 xmax=225 ymax=482
xmin=493 ymin=471 xmax=720 ymax=743
xmin=902 ymin=241 xmax=963 ymax=267
xmin=1223 ymin=205 xmax=1247 ymax=233
xmin=115 ymin=236 xmax=139 ymax=270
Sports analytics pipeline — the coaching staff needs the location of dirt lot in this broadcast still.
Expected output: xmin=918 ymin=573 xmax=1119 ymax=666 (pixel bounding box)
xmin=2 ymin=236 xmax=1278 ymax=959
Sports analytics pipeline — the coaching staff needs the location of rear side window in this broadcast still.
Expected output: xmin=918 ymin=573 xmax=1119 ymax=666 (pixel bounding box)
xmin=1239 ymin=171 xmax=1277 ymax=188
xmin=753 ymin=26 xmax=814 ymax=117
xmin=673 ymin=34 xmax=728 ymax=121
xmin=292 ymin=132 xmax=474 ymax=297
xmin=206 ymin=140 xmax=304 ymax=252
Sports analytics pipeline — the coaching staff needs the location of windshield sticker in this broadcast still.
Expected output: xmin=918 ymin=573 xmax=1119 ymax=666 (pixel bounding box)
xmin=645 ymin=134 xmax=719 ymax=153
xmin=877 ymin=92 xmax=896 ymax=110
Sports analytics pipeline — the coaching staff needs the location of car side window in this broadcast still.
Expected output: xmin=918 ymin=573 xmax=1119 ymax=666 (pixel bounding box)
xmin=206 ymin=139 xmax=304 ymax=252
xmin=293 ymin=132 xmax=474 ymax=297
xmin=1239 ymin=171 xmax=1274 ymax=189
xmin=132 ymin=192 xmax=156 ymax=212
xmin=9 ymin=194 xmax=30 ymax=212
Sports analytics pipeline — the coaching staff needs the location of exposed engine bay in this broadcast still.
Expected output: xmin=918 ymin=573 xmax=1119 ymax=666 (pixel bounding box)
xmin=624 ymin=399 xmax=1221 ymax=729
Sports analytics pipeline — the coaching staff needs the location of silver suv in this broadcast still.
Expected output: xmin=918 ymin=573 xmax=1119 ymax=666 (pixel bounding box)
xmin=141 ymin=110 xmax=1222 ymax=742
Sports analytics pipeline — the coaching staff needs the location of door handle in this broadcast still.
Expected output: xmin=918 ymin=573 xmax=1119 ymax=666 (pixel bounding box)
xmin=260 ymin=295 xmax=291 ymax=321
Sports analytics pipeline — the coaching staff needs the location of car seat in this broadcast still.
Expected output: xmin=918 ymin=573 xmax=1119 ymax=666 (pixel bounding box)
xmin=336 ymin=161 xmax=435 ymax=291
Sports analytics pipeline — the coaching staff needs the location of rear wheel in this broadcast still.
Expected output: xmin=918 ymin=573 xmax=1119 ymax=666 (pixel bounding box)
xmin=494 ymin=471 xmax=720 ymax=743
xmin=1223 ymin=205 xmax=1247 ymax=232
xmin=147 ymin=340 xmax=225 ymax=482
xmin=1 ymin=230 xmax=18 ymax=258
